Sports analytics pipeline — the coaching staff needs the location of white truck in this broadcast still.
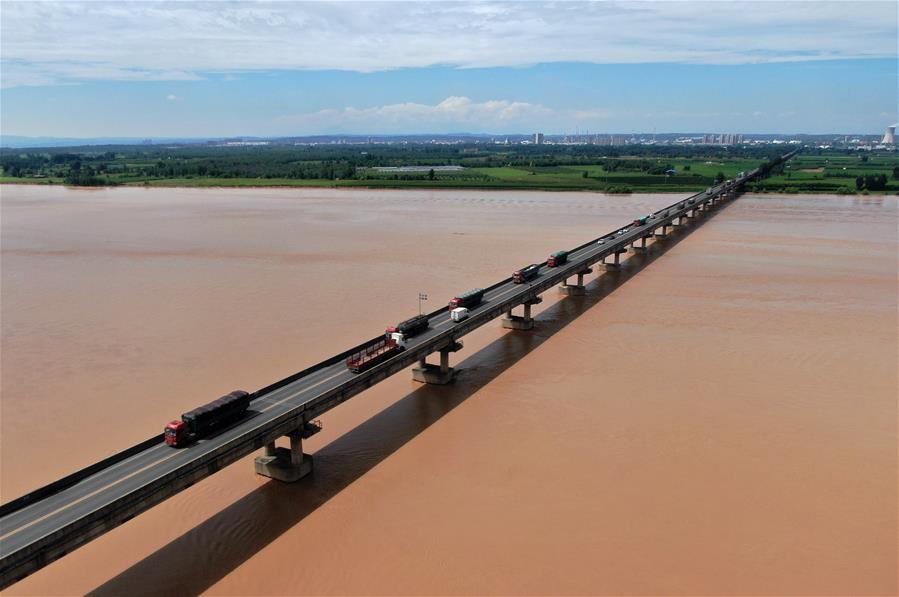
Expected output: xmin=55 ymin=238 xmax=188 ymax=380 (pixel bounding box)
xmin=450 ymin=307 xmax=470 ymax=322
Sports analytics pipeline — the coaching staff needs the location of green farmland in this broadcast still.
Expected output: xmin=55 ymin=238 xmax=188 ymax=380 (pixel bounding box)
xmin=747 ymin=153 xmax=899 ymax=194
xmin=2 ymin=144 xmax=896 ymax=194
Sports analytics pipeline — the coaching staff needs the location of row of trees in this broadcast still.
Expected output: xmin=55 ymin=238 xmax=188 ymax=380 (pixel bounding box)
xmin=855 ymin=174 xmax=890 ymax=191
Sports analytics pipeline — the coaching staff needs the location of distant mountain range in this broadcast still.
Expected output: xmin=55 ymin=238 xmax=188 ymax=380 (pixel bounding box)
xmin=0 ymin=136 xmax=216 ymax=148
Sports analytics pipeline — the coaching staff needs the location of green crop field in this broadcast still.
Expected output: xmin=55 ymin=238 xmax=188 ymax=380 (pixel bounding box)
xmin=747 ymin=153 xmax=899 ymax=194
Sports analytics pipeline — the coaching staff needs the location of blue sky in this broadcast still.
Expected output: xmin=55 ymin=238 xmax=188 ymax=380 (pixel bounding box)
xmin=1 ymin=1 xmax=897 ymax=137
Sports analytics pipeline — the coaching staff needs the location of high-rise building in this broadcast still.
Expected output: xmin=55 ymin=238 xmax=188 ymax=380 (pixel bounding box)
xmin=882 ymin=125 xmax=896 ymax=145
xmin=534 ymin=133 xmax=544 ymax=145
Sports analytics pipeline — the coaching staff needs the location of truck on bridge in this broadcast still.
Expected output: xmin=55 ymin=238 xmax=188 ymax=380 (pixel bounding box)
xmin=386 ymin=314 xmax=429 ymax=338
xmin=449 ymin=288 xmax=485 ymax=310
xmin=512 ymin=264 xmax=540 ymax=284
xmin=165 ymin=390 xmax=251 ymax=448
xmin=547 ymin=250 xmax=569 ymax=267
xmin=346 ymin=333 xmax=406 ymax=373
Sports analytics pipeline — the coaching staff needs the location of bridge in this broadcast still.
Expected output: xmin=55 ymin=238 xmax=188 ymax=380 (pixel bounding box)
xmin=0 ymin=151 xmax=796 ymax=589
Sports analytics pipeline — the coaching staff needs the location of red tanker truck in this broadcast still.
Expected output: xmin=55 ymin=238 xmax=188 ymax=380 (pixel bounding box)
xmin=164 ymin=390 xmax=251 ymax=447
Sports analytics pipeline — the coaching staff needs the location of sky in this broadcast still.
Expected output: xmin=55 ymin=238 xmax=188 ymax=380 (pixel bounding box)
xmin=1 ymin=1 xmax=897 ymax=138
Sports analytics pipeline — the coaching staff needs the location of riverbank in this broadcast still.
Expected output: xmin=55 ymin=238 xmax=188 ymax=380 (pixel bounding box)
xmin=3 ymin=177 xmax=898 ymax=194
xmin=4 ymin=149 xmax=895 ymax=194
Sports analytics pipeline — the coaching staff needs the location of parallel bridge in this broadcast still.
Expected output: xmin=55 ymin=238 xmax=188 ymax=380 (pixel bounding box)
xmin=0 ymin=151 xmax=796 ymax=588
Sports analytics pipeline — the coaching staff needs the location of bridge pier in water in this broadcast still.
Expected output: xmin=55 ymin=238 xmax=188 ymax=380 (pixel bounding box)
xmin=412 ymin=340 xmax=463 ymax=384
xmin=502 ymin=296 xmax=542 ymax=330
xmin=630 ymin=236 xmax=649 ymax=253
xmin=603 ymin=249 xmax=626 ymax=271
xmin=254 ymin=421 xmax=321 ymax=482
xmin=560 ymin=267 xmax=592 ymax=295
xmin=654 ymin=224 xmax=669 ymax=238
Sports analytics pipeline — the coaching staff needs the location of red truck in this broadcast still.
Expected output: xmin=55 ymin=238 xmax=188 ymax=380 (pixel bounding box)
xmin=449 ymin=288 xmax=485 ymax=310
xmin=547 ymin=250 xmax=568 ymax=267
xmin=346 ymin=333 xmax=406 ymax=374
xmin=513 ymin=264 xmax=540 ymax=284
xmin=385 ymin=314 xmax=429 ymax=338
xmin=165 ymin=390 xmax=251 ymax=448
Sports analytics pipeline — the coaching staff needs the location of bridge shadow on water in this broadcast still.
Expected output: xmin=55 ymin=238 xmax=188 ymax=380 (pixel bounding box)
xmin=89 ymin=204 xmax=729 ymax=596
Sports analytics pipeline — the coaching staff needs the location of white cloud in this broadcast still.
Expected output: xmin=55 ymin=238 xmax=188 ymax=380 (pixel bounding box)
xmin=1 ymin=1 xmax=895 ymax=87
xmin=166 ymin=94 xmax=178 ymax=101
xmin=278 ymin=96 xmax=609 ymax=133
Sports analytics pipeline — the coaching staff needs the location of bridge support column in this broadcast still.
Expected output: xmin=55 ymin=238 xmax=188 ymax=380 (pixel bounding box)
xmin=502 ymin=296 xmax=542 ymax=330
xmin=255 ymin=423 xmax=320 ymax=483
xmin=654 ymin=224 xmax=668 ymax=238
xmin=631 ymin=236 xmax=648 ymax=253
xmin=560 ymin=268 xmax=591 ymax=296
xmin=603 ymin=250 xmax=623 ymax=271
xmin=412 ymin=340 xmax=463 ymax=384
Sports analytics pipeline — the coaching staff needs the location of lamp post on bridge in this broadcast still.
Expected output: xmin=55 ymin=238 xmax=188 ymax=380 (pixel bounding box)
xmin=419 ymin=292 xmax=428 ymax=315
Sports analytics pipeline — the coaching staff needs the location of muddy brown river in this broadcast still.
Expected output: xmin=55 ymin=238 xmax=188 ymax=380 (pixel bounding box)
xmin=1 ymin=185 xmax=896 ymax=595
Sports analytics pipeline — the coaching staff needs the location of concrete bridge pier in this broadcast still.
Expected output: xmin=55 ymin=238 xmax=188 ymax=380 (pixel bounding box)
xmin=412 ymin=340 xmax=463 ymax=384
xmin=603 ymin=250 xmax=624 ymax=271
xmin=559 ymin=267 xmax=591 ymax=295
xmin=502 ymin=296 xmax=542 ymax=330
xmin=630 ymin=236 xmax=649 ymax=253
xmin=255 ymin=421 xmax=321 ymax=482
xmin=654 ymin=224 xmax=669 ymax=238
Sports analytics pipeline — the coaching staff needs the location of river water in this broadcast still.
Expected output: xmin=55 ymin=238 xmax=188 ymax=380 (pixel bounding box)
xmin=1 ymin=185 xmax=896 ymax=595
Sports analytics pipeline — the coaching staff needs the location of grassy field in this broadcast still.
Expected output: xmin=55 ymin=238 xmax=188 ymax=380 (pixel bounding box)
xmin=352 ymin=157 xmax=763 ymax=192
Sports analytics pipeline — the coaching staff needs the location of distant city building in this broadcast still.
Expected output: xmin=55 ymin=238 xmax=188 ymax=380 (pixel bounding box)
xmin=534 ymin=132 xmax=544 ymax=145
xmin=881 ymin=124 xmax=896 ymax=145
xmin=702 ymin=133 xmax=744 ymax=145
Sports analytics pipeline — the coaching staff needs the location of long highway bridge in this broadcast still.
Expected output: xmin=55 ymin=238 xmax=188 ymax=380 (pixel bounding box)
xmin=0 ymin=151 xmax=796 ymax=589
